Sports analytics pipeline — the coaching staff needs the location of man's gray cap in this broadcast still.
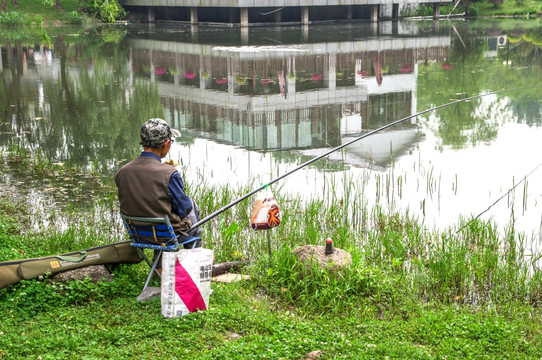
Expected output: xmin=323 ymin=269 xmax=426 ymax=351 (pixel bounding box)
xmin=140 ymin=118 xmax=181 ymax=147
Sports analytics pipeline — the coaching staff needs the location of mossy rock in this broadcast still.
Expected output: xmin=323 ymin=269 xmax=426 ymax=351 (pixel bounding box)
xmin=293 ymin=245 xmax=352 ymax=274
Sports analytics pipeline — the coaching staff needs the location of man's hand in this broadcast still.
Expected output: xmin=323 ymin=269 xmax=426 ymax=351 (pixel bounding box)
xmin=164 ymin=159 xmax=178 ymax=167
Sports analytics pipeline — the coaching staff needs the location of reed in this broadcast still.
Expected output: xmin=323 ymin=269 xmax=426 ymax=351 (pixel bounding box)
xmin=186 ymin=178 xmax=541 ymax=308
xmin=1 ymin=143 xmax=541 ymax=312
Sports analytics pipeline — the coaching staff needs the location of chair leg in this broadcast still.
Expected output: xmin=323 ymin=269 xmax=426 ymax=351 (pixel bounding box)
xmin=137 ymin=248 xmax=153 ymax=268
xmin=142 ymin=251 xmax=162 ymax=291
xmin=134 ymin=247 xmax=165 ymax=302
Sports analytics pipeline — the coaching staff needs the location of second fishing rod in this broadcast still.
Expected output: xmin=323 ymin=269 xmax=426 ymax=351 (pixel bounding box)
xmin=187 ymin=87 xmax=535 ymax=232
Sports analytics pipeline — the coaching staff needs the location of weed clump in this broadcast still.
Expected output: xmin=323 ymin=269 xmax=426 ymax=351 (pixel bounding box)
xmin=254 ymin=246 xmax=395 ymax=315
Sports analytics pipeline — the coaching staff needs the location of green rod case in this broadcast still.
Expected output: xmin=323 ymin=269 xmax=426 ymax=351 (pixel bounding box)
xmin=0 ymin=241 xmax=142 ymax=290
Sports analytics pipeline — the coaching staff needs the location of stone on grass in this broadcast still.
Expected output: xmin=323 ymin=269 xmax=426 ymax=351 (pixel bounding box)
xmin=137 ymin=287 xmax=161 ymax=302
xmin=225 ymin=331 xmax=242 ymax=341
xmin=305 ymin=350 xmax=323 ymax=359
xmin=212 ymin=273 xmax=250 ymax=283
xmin=293 ymin=245 xmax=352 ymax=273
xmin=52 ymin=265 xmax=113 ymax=283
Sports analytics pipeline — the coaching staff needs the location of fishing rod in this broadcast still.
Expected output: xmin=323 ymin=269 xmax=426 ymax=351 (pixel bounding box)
xmin=188 ymin=86 xmax=535 ymax=231
xmin=455 ymin=160 xmax=542 ymax=234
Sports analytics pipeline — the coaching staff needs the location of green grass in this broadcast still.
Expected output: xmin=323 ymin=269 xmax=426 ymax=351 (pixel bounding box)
xmin=1 ymin=0 xmax=80 ymax=23
xmin=1 ymin=144 xmax=542 ymax=359
xmin=1 ymin=0 xmax=541 ymax=24
xmin=1 ymin=265 xmax=541 ymax=359
xmin=414 ymin=0 xmax=542 ymax=18
xmin=473 ymin=0 xmax=542 ymax=17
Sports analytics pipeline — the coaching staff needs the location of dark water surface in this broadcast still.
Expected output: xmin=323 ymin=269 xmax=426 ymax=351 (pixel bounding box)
xmin=1 ymin=19 xmax=541 ymax=239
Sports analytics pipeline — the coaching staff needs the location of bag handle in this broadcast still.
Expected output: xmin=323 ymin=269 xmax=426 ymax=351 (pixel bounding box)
xmin=56 ymin=251 xmax=88 ymax=263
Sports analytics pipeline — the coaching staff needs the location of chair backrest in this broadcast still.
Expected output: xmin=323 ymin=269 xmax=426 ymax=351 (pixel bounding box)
xmin=120 ymin=213 xmax=180 ymax=251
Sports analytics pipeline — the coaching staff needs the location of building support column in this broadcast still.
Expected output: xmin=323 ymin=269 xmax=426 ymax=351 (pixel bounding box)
xmin=128 ymin=47 xmax=133 ymax=87
xmin=370 ymin=5 xmax=378 ymax=22
xmin=190 ymin=7 xmax=198 ymax=25
xmin=274 ymin=9 xmax=281 ymax=23
xmin=287 ymin=56 xmax=296 ymax=96
xmin=325 ymin=55 xmax=336 ymax=91
xmin=148 ymin=6 xmax=155 ymax=22
xmin=433 ymin=4 xmax=440 ymax=20
xmin=227 ymin=56 xmax=234 ymax=97
xmin=191 ymin=25 xmax=198 ymax=42
xmin=301 ymin=6 xmax=309 ymax=25
xmin=302 ymin=25 xmax=309 ymax=42
xmin=200 ymin=55 xmax=211 ymax=90
xmin=240 ymin=7 xmax=249 ymax=27
xmin=149 ymin=51 xmax=155 ymax=83
xmin=241 ymin=27 xmax=249 ymax=44
xmin=392 ymin=3 xmax=399 ymax=19
xmin=174 ymin=54 xmax=180 ymax=86
xmin=346 ymin=5 xmax=352 ymax=20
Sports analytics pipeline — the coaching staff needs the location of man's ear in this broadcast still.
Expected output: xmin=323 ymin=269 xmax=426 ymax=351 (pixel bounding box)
xmin=160 ymin=141 xmax=170 ymax=157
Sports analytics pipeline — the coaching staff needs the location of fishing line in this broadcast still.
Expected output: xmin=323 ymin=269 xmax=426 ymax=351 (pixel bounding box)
xmin=189 ymin=86 xmax=538 ymax=231
xmin=456 ymin=160 xmax=542 ymax=234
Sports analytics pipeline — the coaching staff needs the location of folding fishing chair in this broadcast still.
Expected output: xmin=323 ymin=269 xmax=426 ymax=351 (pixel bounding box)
xmin=120 ymin=212 xmax=200 ymax=301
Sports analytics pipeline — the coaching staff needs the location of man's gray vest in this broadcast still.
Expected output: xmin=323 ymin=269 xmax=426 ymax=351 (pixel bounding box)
xmin=115 ymin=156 xmax=191 ymax=235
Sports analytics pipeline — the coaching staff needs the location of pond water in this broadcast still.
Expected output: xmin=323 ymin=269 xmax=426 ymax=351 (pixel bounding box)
xmin=1 ymin=19 xmax=541 ymax=241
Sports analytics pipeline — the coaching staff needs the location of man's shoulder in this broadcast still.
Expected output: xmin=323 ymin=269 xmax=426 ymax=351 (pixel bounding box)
xmin=146 ymin=158 xmax=177 ymax=176
xmin=115 ymin=157 xmax=140 ymax=173
xmin=115 ymin=158 xmax=135 ymax=176
xmin=117 ymin=156 xmax=176 ymax=174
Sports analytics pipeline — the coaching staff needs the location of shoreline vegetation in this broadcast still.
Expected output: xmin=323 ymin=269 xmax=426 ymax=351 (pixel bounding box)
xmin=1 ymin=136 xmax=542 ymax=358
xmin=0 ymin=0 xmax=541 ymax=26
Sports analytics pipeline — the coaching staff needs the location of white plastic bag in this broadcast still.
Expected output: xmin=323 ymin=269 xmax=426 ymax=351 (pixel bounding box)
xmin=161 ymin=248 xmax=214 ymax=318
xmin=250 ymin=188 xmax=281 ymax=230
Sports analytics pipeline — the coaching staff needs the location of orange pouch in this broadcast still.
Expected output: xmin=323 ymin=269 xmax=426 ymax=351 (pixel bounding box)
xmin=250 ymin=190 xmax=281 ymax=230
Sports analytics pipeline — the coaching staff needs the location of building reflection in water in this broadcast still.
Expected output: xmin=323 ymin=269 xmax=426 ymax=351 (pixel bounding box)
xmin=127 ymin=26 xmax=451 ymax=169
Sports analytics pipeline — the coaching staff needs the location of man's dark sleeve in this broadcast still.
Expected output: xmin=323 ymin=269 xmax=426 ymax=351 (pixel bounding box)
xmin=168 ymin=171 xmax=193 ymax=219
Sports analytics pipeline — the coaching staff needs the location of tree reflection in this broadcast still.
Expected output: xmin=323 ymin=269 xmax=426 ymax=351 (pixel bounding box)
xmin=495 ymin=37 xmax=541 ymax=126
xmin=417 ymin=23 xmax=542 ymax=150
xmin=1 ymin=31 xmax=164 ymax=173
xmin=1 ymin=22 xmax=541 ymax=173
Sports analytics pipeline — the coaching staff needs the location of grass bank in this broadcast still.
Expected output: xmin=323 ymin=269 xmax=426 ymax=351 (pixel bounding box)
xmin=420 ymin=0 xmax=542 ymax=18
xmin=0 ymin=0 xmax=79 ymax=25
xmin=1 ymin=0 xmax=541 ymax=25
xmin=1 ymin=145 xmax=542 ymax=359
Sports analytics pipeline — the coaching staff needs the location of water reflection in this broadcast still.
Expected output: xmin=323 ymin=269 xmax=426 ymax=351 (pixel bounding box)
xmin=1 ymin=20 xmax=541 ymax=237
xmin=127 ymin=22 xmax=453 ymax=168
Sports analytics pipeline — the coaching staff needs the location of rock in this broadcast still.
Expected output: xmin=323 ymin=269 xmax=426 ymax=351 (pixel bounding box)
xmin=212 ymin=273 xmax=250 ymax=283
xmin=212 ymin=260 xmax=249 ymax=276
xmin=225 ymin=331 xmax=242 ymax=341
xmin=137 ymin=287 xmax=161 ymax=302
xmin=293 ymin=245 xmax=352 ymax=273
xmin=305 ymin=350 xmax=323 ymax=359
xmin=52 ymin=265 xmax=113 ymax=283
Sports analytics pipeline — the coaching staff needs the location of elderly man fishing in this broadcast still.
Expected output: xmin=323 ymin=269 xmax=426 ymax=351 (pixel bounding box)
xmin=115 ymin=118 xmax=201 ymax=274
